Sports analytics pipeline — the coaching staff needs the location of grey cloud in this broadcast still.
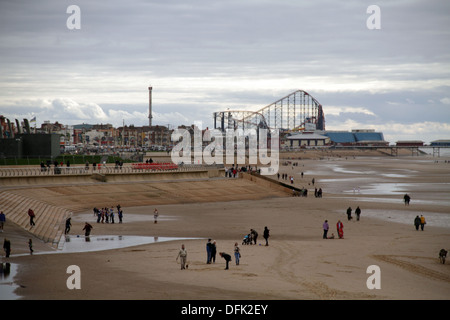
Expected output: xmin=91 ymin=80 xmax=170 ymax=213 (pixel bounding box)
xmin=0 ymin=0 xmax=449 ymax=143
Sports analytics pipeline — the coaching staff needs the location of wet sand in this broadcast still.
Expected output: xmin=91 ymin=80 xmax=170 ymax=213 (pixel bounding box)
xmin=1 ymin=152 xmax=450 ymax=300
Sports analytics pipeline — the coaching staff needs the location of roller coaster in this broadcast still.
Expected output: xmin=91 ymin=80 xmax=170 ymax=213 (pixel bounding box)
xmin=213 ymin=90 xmax=325 ymax=133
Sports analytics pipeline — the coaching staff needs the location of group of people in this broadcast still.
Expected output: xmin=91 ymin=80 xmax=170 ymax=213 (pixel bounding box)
xmin=176 ymin=227 xmax=271 ymax=271
xmin=2 ymin=238 xmax=34 ymax=257
xmin=204 ymin=239 xmax=239 ymax=269
xmin=93 ymin=205 xmax=124 ymax=224
xmin=243 ymin=227 xmax=270 ymax=247
xmin=62 ymin=216 xmax=93 ymax=238
xmin=346 ymin=206 xmax=362 ymax=221
xmin=276 ymin=172 xmax=294 ymax=182
xmin=323 ymin=220 xmax=344 ymax=239
xmin=414 ymin=215 xmax=426 ymax=231
xmin=322 ymin=206 xmax=362 ymax=240
xmin=203 ymin=239 xmax=236 ymax=270
xmin=224 ymin=165 xmax=258 ymax=178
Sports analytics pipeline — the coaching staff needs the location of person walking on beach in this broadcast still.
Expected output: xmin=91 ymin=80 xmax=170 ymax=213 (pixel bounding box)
xmin=219 ymin=252 xmax=232 ymax=270
xmin=323 ymin=220 xmax=329 ymax=239
xmin=263 ymin=226 xmax=270 ymax=246
xmin=28 ymin=208 xmax=36 ymax=227
xmin=414 ymin=215 xmax=421 ymax=231
xmin=83 ymin=222 xmax=93 ymax=237
xmin=404 ymin=194 xmax=411 ymax=205
xmin=346 ymin=207 xmax=353 ymax=221
xmin=337 ymin=220 xmax=344 ymax=239
xmin=0 ymin=211 xmax=5 ymax=232
xmin=28 ymin=238 xmax=33 ymax=255
xmin=65 ymin=217 xmax=72 ymax=234
xmin=176 ymin=244 xmax=187 ymax=270
xmin=234 ymin=242 xmax=241 ymax=265
xmin=355 ymin=206 xmax=361 ymax=221
xmin=420 ymin=215 xmax=426 ymax=231
xmin=3 ymin=238 xmax=11 ymax=257
xmin=153 ymin=208 xmax=159 ymax=224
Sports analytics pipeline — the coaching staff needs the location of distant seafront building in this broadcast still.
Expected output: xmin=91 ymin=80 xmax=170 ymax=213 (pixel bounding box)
xmin=324 ymin=129 xmax=388 ymax=146
xmin=286 ymin=132 xmax=331 ymax=147
xmin=430 ymin=139 xmax=450 ymax=147
xmin=283 ymin=126 xmax=387 ymax=148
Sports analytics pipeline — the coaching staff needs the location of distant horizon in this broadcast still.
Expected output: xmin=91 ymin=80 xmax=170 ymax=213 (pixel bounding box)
xmin=3 ymin=115 xmax=449 ymax=146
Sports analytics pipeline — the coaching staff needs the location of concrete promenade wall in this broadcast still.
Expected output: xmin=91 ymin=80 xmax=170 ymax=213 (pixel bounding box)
xmin=0 ymin=168 xmax=225 ymax=246
xmin=240 ymin=172 xmax=302 ymax=196
xmin=0 ymin=167 xmax=224 ymax=187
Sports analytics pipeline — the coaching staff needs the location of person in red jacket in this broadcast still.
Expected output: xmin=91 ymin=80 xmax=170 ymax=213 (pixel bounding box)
xmin=336 ymin=220 xmax=344 ymax=239
xmin=28 ymin=209 xmax=36 ymax=227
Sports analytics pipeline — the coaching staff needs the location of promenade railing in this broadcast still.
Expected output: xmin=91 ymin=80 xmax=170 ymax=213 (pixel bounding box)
xmin=0 ymin=163 xmax=225 ymax=177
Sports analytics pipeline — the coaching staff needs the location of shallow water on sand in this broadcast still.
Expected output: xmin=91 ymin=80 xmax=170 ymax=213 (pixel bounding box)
xmin=315 ymin=158 xmax=450 ymax=229
xmin=57 ymin=235 xmax=199 ymax=253
xmin=0 ymin=263 xmax=19 ymax=300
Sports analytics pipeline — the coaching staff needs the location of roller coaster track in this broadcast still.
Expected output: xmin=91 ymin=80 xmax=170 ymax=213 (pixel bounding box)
xmin=213 ymin=90 xmax=325 ymax=132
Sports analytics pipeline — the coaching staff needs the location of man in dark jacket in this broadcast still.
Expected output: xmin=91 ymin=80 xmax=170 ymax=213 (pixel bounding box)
xmin=263 ymin=226 xmax=270 ymax=246
xmin=414 ymin=215 xmax=421 ymax=231
xmin=219 ymin=252 xmax=232 ymax=270
xmin=3 ymin=238 xmax=11 ymax=257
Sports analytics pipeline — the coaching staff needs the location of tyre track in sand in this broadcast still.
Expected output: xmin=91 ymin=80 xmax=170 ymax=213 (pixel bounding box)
xmin=272 ymin=241 xmax=346 ymax=299
xmin=372 ymin=255 xmax=450 ymax=283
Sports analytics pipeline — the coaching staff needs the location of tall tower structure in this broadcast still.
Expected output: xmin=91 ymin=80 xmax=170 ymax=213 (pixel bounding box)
xmin=148 ymin=86 xmax=153 ymax=127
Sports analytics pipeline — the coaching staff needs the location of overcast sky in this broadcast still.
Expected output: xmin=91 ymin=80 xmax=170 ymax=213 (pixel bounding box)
xmin=1 ymin=0 xmax=449 ymax=143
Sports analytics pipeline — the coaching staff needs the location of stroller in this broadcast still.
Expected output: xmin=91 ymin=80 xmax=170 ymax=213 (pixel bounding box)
xmin=242 ymin=233 xmax=253 ymax=245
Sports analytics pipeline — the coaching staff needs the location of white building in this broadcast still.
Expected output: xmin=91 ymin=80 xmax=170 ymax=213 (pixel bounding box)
xmin=286 ymin=132 xmax=330 ymax=147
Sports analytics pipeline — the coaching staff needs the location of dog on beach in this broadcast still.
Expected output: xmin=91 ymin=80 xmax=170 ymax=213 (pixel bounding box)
xmin=439 ymin=249 xmax=447 ymax=264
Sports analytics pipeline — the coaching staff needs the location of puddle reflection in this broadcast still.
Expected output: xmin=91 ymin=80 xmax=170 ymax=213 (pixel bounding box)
xmin=0 ymin=263 xmax=19 ymax=300
xmin=58 ymin=235 xmax=200 ymax=253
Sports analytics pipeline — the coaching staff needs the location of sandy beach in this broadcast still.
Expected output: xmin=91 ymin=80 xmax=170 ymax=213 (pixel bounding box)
xmin=1 ymin=150 xmax=449 ymax=301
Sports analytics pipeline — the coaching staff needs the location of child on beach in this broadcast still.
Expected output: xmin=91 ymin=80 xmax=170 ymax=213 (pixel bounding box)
xmin=234 ymin=243 xmax=240 ymax=265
